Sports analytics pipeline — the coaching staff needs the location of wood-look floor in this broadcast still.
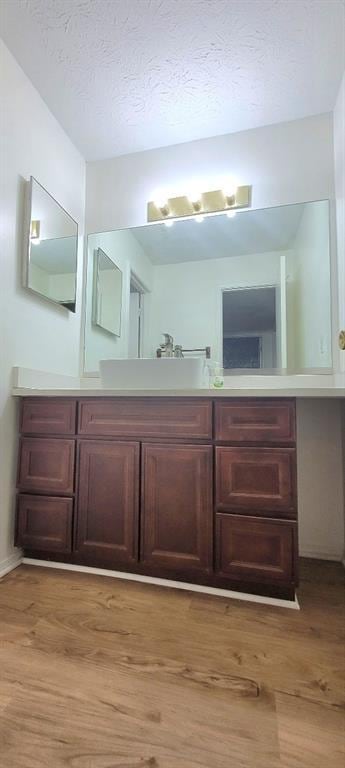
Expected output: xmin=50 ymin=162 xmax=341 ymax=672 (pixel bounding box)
xmin=0 ymin=561 xmax=344 ymax=768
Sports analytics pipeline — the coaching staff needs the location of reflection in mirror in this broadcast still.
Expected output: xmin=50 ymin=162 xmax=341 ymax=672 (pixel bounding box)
xmin=24 ymin=177 xmax=78 ymax=312
xmin=92 ymin=248 xmax=123 ymax=336
xmin=223 ymin=286 xmax=278 ymax=370
xmin=84 ymin=200 xmax=332 ymax=375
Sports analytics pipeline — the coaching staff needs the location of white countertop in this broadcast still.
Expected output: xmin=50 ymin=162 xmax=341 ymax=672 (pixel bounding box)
xmin=11 ymin=368 xmax=345 ymax=398
xmin=12 ymin=382 xmax=345 ymax=398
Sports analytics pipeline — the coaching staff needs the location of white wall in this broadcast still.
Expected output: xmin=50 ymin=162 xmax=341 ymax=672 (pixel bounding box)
xmin=86 ymin=113 xmax=334 ymax=233
xmin=85 ymin=229 xmax=153 ymax=371
xmin=297 ymin=399 xmax=344 ymax=560
xmin=333 ymin=72 xmax=345 ymax=553
xmin=148 ymin=251 xmax=281 ymax=363
xmin=334 ymin=73 xmax=345 ymax=373
xmin=0 ymin=41 xmax=85 ymax=570
xmin=85 ymin=114 xmax=344 ymax=561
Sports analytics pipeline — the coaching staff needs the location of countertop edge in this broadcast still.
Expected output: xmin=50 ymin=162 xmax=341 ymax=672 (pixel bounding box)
xmin=12 ymin=387 xmax=345 ymax=398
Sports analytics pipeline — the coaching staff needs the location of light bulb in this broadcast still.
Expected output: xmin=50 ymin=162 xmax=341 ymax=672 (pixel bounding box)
xmin=153 ymin=190 xmax=169 ymax=210
xmin=223 ymin=179 xmax=237 ymax=200
xmin=188 ymin=189 xmax=201 ymax=204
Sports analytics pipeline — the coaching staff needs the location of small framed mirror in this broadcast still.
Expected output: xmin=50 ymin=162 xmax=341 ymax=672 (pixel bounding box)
xmin=23 ymin=177 xmax=78 ymax=312
xmin=92 ymin=248 xmax=123 ymax=336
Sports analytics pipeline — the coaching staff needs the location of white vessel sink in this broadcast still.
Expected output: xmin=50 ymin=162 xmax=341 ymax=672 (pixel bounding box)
xmin=99 ymin=358 xmax=206 ymax=389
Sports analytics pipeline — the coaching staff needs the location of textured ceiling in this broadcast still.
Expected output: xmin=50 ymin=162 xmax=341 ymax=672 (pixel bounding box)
xmin=1 ymin=0 xmax=344 ymax=160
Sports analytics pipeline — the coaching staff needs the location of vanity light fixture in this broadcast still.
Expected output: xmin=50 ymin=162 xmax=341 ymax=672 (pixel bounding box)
xmin=148 ymin=183 xmax=251 ymax=223
xmin=30 ymin=219 xmax=41 ymax=245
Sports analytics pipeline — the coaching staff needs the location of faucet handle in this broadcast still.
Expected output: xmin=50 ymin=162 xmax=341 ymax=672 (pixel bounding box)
xmin=163 ymin=333 xmax=174 ymax=345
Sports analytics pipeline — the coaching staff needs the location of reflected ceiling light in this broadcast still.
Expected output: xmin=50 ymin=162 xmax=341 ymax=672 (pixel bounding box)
xmin=195 ymin=215 xmax=204 ymax=223
xmin=164 ymin=219 xmax=174 ymax=227
xmin=226 ymin=211 xmax=237 ymax=219
xmin=30 ymin=219 xmax=41 ymax=245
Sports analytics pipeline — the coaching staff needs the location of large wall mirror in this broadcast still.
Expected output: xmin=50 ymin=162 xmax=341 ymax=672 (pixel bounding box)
xmin=84 ymin=199 xmax=332 ymax=374
xmin=23 ymin=177 xmax=78 ymax=312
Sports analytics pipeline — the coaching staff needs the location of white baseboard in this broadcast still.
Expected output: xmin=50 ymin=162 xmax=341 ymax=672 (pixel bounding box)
xmin=299 ymin=549 xmax=343 ymax=562
xmin=0 ymin=552 xmax=22 ymax=578
xmin=22 ymin=558 xmax=299 ymax=610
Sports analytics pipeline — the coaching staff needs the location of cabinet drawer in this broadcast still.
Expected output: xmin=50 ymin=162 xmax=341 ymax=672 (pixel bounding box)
xmin=215 ymin=399 xmax=296 ymax=444
xmin=21 ymin=398 xmax=76 ymax=435
xmin=216 ymin=447 xmax=296 ymax=514
xmin=78 ymin=399 xmax=212 ymax=439
xmin=216 ymin=514 xmax=296 ymax=583
xmin=16 ymin=494 xmax=73 ymax=553
xmin=18 ymin=438 xmax=75 ymax=495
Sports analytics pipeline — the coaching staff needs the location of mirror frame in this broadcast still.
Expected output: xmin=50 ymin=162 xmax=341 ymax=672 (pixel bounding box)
xmin=92 ymin=247 xmax=123 ymax=337
xmin=23 ymin=176 xmax=79 ymax=312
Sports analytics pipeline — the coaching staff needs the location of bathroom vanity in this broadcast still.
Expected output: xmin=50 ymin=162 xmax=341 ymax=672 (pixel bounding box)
xmin=15 ymin=395 xmax=298 ymax=600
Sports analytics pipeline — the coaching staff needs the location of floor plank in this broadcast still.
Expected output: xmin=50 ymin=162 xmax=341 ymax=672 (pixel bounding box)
xmin=0 ymin=560 xmax=344 ymax=767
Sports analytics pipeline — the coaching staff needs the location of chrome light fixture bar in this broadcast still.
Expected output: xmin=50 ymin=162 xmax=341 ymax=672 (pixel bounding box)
xmin=147 ymin=185 xmax=252 ymax=223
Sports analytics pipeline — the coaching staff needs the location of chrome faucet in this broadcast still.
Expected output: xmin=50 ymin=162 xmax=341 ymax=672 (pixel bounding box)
xmin=157 ymin=333 xmax=174 ymax=357
xmin=156 ymin=334 xmax=211 ymax=359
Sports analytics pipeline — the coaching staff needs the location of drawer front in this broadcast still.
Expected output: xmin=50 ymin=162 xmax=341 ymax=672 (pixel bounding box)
xmin=18 ymin=438 xmax=75 ymax=495
xmin=216 ymin=447 xmax=296 ymax=514
xmin=216 ymin=514 xmax=296 ymax=583
xmin=78 ymin=399 xmax=212 ymax=439
xmin=215 ymin=400 xmax=296 ymax=444
xmin=21 ymin=398 xmax=76 ymax=435
xmin=16 ymin=494 xmax=73 ymax=553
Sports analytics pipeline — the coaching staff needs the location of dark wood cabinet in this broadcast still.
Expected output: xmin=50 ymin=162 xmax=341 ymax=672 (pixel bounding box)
xmin=215 ymin=514 xmax=296 ymax=584
xmin=75 ymin=440 xmax=139 ymax=566
xmin=21 ymin=398 xmax=76 ymax=435
xmin=16 ymin=494 xmax=73 ymax=553
xmin=16 ymin=396 xmax=298 ymax=600
xmin=18 ymin=437 xmax=75 ymax=495
xmin=78 ymin=398 xmax=212 ymax=439
xmin=215 ymin=446 xmax=296 ymax=515
xmin=141 ymin=443 xmax=213 ymax=573
xmin=215 ymin=399 xmax=296 ymax=444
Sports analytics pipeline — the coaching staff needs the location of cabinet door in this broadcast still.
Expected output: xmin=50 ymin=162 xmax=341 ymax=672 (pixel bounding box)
xmin=216 ymin=446 xmax=296 ymax=515
xmin=18 ymin=437 xmax=75 ymax=495
xmin=76 ymin=440 xmax=139 ymax=565
xmin=16 ymin=494 xmax=73 ymax=553
xmin=216 ymin=513 xmax=296 ymax=583
xmin=141 ymin=444 xmax=213 ymax=573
